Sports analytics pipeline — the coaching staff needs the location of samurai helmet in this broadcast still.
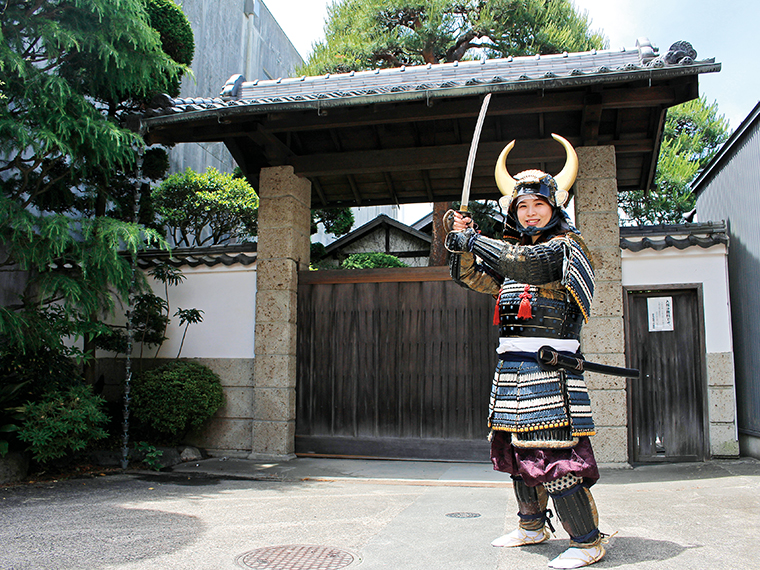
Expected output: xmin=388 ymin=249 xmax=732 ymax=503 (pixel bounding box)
xmin=494 ymin=134 xmax=578 ymax=212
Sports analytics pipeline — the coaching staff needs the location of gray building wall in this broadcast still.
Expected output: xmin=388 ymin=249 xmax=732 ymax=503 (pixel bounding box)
xmin=694 ymin=102 xmax=760 ymax=458
xmin=168 ymin=0 xmax=303 ymax=176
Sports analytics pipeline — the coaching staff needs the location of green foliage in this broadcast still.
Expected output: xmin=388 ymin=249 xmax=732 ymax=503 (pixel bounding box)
xmin=131 ymin=361 xmax=224 ymax=443
xmin=0 ymin=381 xmax=27 ymax=457
xmin=174 ymin=308 xmax=205 ymax=358
xmin=0 ymin=193 xmax=166 ymax=355
xmin=1 ymin=0 xmax=187 ymax=363
xmin=311 ymin=242 xmax=328 ymax=263
xmin=300 ymin=0 xmax=607 ymax=75
xmin=620 ymin=96 xmax=731 ymax=225
xmin=18 ymin=385 xmax=109 ymax=464
xmin=133 ymin=441 xmax=164 ymax=470
xmin=144 ymin=0 xmax=195 ymax=97
xmin=153 ymin=168 xmax=260 ymax=246
xmin=341 ymin=252 xmax=408 ymax=269
xmin=0 ymin=0 xmax=187 ymax=197
xmin=312 ymin=207 xmax=355 ymax=237
xmin=145 ymin=0 xmax=195 ymax=66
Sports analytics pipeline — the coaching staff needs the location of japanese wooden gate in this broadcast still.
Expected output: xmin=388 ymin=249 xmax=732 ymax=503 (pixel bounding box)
xmin=624 ymin=286 xmax=708 ymax=462
xmin=296 ymin=267 xmax=498 ymax=461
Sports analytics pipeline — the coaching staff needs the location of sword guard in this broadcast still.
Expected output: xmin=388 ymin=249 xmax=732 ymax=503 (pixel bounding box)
xmin=443 ymin=209 xmax=473 ymax=234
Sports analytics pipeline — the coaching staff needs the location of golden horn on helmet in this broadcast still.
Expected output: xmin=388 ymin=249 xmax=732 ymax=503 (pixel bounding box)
xmin=551 ymin=133 xmax=578 ymax=199
xmin=494 ymin=140 xmax=516 ymax=197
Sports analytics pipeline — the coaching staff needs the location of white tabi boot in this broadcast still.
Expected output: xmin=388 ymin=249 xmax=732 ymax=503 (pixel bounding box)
xmin=548 ymin=542 xmax=605 ymax=568
xmin=491 ymin=526 xmax=550 ymax=547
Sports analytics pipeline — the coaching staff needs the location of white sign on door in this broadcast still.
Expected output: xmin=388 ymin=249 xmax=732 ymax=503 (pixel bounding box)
xmin=647 ymin=297 xmax=674 ymax=332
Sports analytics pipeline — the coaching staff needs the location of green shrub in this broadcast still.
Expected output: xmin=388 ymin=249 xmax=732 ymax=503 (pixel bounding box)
xmin=145 ymin=0 xmax=195 ymax=65
xmin=132 ymin=361 xmax=224 ymax=443
xmin=18 ymin=385 xmax=109 ymax=463
xmin=341 ymin=252 xmax=408 ymax=269
xmin=153 ymin=167 xmax=259 ymax=246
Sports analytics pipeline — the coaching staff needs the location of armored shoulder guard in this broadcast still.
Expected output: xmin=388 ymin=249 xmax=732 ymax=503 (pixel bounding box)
xmin=562 ymin=233 xmax=595 ymax=322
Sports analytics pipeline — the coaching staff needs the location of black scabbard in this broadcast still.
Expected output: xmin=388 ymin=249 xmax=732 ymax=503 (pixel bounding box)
xmin=537 ymin=346 xmax=640 ymax=379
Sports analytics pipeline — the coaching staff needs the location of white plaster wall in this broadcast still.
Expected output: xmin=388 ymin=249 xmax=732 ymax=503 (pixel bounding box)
xmin=100 ymin=263 xmax=256 ymax=360
xmin=621 ymin=245 xmax=732 ymax=353
xmin=151 ymin=264 xmax=256 ymax=359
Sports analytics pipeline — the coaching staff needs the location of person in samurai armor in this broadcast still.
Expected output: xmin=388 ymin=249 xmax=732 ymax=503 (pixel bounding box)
xmin=444 ymin=134 xmax=607 ymax=569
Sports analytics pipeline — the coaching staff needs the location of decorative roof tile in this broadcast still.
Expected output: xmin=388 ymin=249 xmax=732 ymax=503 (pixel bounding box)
xmin=620 ymin=221 xmax=728 ymax=252
xmin=143 ymin=39 xmax=718 ymax=120
xmin=135 ymin=244 xmax=257 ymax=269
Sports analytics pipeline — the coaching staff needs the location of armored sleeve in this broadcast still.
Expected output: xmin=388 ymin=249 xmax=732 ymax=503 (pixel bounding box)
xmin=469 ymin=234 xmax=566 ymax=285
xmin=449 ymin=251 xmax=502 ymax=295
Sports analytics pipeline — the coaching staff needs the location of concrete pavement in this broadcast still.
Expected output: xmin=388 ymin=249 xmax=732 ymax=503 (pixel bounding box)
xmin=2 ymin=456 xmax=759 ymax=569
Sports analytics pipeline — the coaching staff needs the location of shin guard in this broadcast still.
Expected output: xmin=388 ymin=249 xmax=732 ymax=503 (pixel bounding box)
xmin=548 ymin=482 xmax=600 ymax=545
xmin=513 ymin=477 xmax=553 ymax=532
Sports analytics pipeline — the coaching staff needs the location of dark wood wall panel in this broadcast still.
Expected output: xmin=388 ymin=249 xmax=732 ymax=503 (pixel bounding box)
xmin=297 ymin=269 xmax=498 ymax=460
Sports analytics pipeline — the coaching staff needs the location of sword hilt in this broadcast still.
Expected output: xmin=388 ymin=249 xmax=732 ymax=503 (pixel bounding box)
xmin=537 ymin=346 xmax=640 ymax=379
xmin=443 ymin=209 xmax=473 ymax=234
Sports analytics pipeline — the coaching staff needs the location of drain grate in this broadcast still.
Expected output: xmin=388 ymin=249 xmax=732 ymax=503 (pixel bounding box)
xmin=236 ymin=545 xmax=356 ymax=570
xmin=445 ymin=512 xmax=481 ymax=518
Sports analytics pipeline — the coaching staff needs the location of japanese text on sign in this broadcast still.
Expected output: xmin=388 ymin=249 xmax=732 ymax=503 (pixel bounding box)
xmin=647 ymin=297 xmax=674 ymax=332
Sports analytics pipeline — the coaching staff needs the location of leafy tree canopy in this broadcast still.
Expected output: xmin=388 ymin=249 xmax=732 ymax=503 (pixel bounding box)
xmin=153 ymin=168 xmax=259 ymax=247
xmin=0 ymin=0 xmax=188 ymax=201
xmin=0 ymin=0 xmax=187 ymax=357
xmin=619 ymin=96 xmax=731 ymax=225
xmin=300 ymin=0 xmax=607 ymax=75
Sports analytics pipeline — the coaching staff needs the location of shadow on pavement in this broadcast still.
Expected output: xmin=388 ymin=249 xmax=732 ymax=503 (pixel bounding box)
xmin=602 ymin=535 xmax=692 ymax=567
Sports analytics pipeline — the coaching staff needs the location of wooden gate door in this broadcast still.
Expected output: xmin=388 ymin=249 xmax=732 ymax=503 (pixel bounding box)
xmin=296 ymin=267 xmax=497 ymax=461
xmin=625 ymin=287 xmax=707 ymax=462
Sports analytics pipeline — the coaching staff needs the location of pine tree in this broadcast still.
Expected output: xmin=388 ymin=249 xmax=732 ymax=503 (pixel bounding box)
xmin=619 ymin=96 xmax=731 ymax=225
xmin=300 ymin=0 xmax=606 ymax=75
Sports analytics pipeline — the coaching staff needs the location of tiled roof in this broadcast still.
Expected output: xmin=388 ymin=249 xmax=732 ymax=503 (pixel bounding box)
xmin=620 ymin=221 xmax=728 ymax=252
xmin=143 ymin=39 xmax=718 ymax=120
xmin=135 ymin=244 xmax=257 ymax=269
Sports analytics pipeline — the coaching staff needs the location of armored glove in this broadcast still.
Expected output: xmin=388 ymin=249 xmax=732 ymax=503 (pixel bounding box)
xmin=445 ymin=228 xmax=477 ymax=253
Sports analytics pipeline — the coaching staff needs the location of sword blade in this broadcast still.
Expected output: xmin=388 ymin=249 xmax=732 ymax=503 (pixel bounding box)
xmin=537 ymin=346 xmax=640 ymax=379
xmin=460 ymin=93 xmax=492 ymax=212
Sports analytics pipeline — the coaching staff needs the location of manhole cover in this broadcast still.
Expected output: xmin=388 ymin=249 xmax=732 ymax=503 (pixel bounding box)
xmin=236 ymin=545 xmax=356 ymax=570
xmin=445 ymin=512 xmax=481 ymax=518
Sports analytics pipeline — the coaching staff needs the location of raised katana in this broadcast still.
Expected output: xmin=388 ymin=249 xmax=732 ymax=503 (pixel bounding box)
xmin=443 ymin=93 xmax=492 ymax=232
xmin=537 ymin=346 xmax=640 ymax=379
xmin=460 ymin=92 xmax=492 ymax=214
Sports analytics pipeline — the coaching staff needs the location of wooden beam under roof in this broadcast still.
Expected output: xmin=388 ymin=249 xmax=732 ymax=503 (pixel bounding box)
xmin=287 ymin=137 xmax=655 ymax=178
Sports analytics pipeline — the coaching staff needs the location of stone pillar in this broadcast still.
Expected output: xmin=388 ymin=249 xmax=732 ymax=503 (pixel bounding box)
xmin=252 ymin=165 xmax=311 ymax=460
xmin=574 ymin=146 xmax=628 ymax=465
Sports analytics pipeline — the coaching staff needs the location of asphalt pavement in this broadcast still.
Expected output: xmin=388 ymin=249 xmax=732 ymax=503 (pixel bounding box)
xmin=2 ymin=455 xmax=759 ymax=570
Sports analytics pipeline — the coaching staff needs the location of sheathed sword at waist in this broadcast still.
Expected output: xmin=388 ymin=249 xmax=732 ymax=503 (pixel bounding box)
xmin=537 ymin=345 xmax=640 ymax=379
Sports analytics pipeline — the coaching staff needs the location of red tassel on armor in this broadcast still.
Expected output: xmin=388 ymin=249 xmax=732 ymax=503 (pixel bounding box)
xmin=517 ymin=285 xmax=533 ymax=320
xmin=493 ymin=290 xmax=501 ymax=326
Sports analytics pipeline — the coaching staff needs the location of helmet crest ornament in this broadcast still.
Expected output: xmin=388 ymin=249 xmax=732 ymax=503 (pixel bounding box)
xmin=495 ymin=134 xmax=578 ymax=211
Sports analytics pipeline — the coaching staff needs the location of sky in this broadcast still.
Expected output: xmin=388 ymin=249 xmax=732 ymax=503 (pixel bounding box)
xmin=264 ymin=0 xmax=759 ymax=131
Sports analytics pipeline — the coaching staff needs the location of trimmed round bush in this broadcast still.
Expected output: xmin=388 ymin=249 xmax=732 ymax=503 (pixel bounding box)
xmin=132 ymin=362 xmax=224 ymax=443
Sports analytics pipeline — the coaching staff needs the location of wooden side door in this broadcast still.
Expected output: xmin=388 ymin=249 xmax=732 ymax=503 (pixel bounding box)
xmin=624 ymin=287 xmax=708 ymax=462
